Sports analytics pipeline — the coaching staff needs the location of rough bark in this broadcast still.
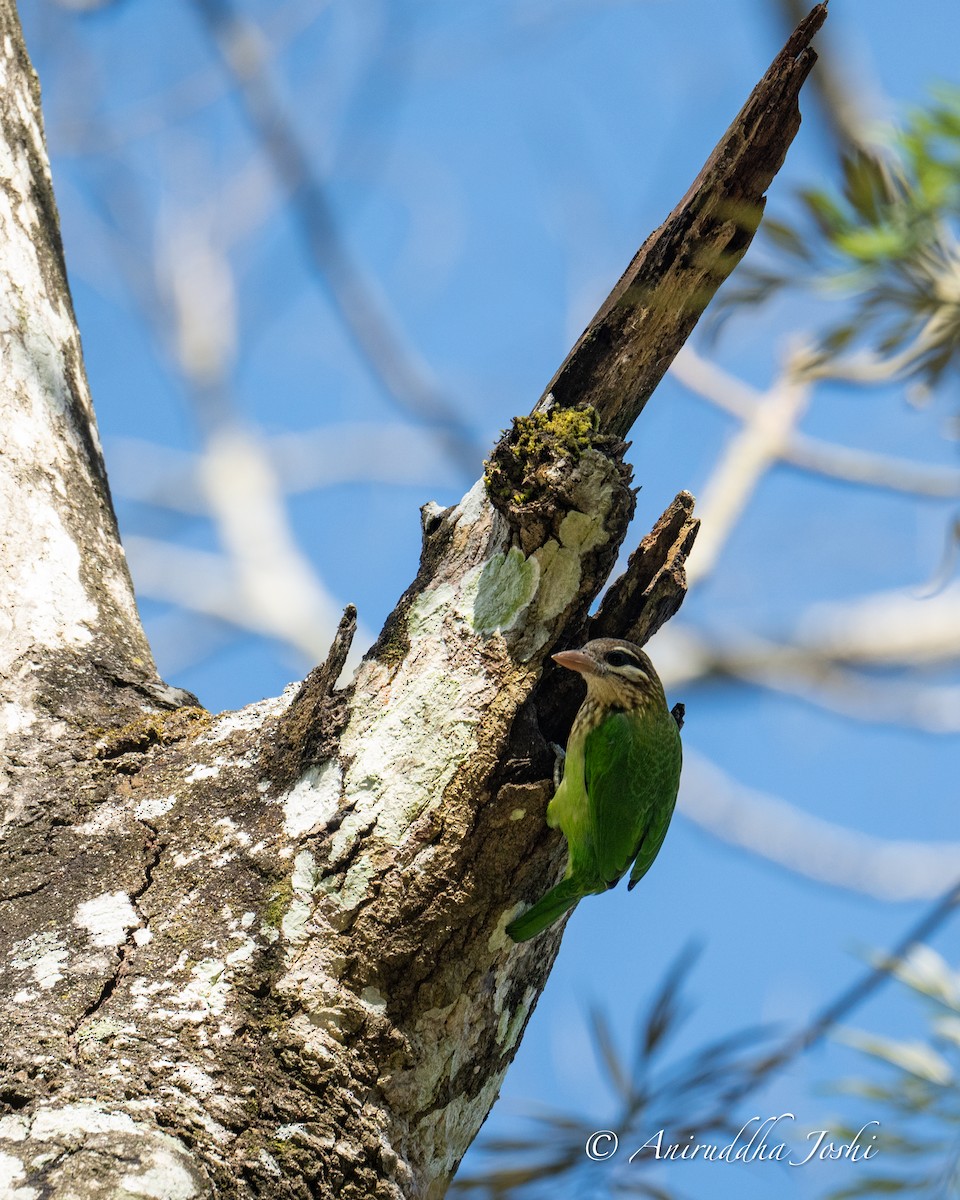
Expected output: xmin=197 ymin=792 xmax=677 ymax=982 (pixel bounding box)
xmin=0 ymin=4 xmax=822 ymax=1198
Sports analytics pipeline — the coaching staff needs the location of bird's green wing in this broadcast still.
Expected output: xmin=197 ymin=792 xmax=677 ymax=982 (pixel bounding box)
xmin=584 ymin=708 xmax=681 ymax=888
xmin=628 ymin=729 xmax=681 ymax=890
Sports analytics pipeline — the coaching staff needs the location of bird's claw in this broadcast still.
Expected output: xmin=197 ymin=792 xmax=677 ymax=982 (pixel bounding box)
xmin=550 ymin=742 xmax=566 ymax=789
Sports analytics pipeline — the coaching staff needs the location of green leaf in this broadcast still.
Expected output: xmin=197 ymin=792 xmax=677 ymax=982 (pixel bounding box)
xmin=836 ymin=1028 xmax=955 ymax=1085
xmin=833 ymin=225 xmax=910 ymax=263
xmin=831 ymin=1176 xmax=932 ymax=1199
xmin=589 ymin=1006 xmax=633 ymax=1102
xmin=799 ymin=187 xmax=850 ymax=239
xmin=841 ymin=151 xmax=895 ymax=224
xmin=887 ymin=944 xmax=960 ymax=1010
xmin=762 ymin=218 xmax=813 ymax=260
xmin=637 ymin=943 xmax=700 ymax=1063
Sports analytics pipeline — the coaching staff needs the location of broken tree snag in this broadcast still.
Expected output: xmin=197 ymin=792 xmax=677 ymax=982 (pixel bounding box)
xmin=274 ymin=604 xmax=358 ymax=780
xmin=534 ymin=3 xmax=827 ymax=439
xmin=529 ymin=491 xmax=699 ymax=751
xmin=590 ymin=490 xmax=700 ymax=647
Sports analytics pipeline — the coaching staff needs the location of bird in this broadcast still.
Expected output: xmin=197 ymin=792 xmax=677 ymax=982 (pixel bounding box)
xmin=506 ymin=637 xmax=682 ymax=942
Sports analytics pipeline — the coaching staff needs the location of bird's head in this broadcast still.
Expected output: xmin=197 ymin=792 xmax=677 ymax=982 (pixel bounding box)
xmin=552 ymin=637 xmax=666 ymax=711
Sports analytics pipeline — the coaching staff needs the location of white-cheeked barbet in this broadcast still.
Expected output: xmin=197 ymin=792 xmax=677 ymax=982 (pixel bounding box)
xmin=507 ymin=638 xmax=683 ymax=942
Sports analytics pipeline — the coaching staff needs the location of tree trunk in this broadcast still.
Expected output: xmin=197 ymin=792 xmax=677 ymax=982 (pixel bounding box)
xmin=0 ymin=4 xmax=824 ymax=1197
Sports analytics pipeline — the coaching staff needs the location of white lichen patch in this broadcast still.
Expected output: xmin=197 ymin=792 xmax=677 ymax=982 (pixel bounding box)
xmin=258 ymin=1149 xmax=282 ymax=1177
xmin=470 ymin=546 xmax=539 ymax=635
xmin=326 ymin=808 xmax=372 ymax=866
xmin=416 ymin=1068 xmax=507 ymax=1184
xmin=291 ymin=850 xmax=318 ymax=894
xmin=76 ymin=1018 xmax=135 ymax=1044
xmin=487 ymin=907 xmax=523 ymax=955
xmin=529 ymin=540 xmax=579 ymax=624
xmin=225 ymin=939 xmax=256 ymax=967
xmin=319 ymin=856 xmax=375 ymax=914
xmin=9 ymin=931 xmax=68 ymax=990
xmin=202 ymin=693 xmax=289 ymax=743
xmin=74 ymin=801 xmax=127 ymax=835
xmin=275 ymin=1123 xmax=307 ymax=1141
xmin=281 ymin=760 xmax=342 ymax=838
xmin=74 ymin=891 xmax=140 ymax=948
xmin=171 ymin=849 xmax=205 ymax=870
xmin=558 ymin=507 xmax=606 ymax=554
xmin=519 ymin=503 xmax=610 ymax=643
xmin=496 ymin=985 xmax=536 ymax=1051
xmin=0 ymin=701 xmax=34 ymax=737
xmin=135 ymin=794 xmax=178 ymax=821
xmin=360 ymin=986 xmax=387 ymax=1012
xmin=29 ymin=1102 xmax=140 ymax=1140
xmin=184 ymin=761 xmax=220 ymax=783
xmin=0 ymin=1150 xmax=36 ymax=1200
xmin=149 ymin=958 xmax=232 ymax=1026
xmin=172 ymin=1064 xmax=218 ymax=1100
xmin=129 ymin=978 xmax=175 ymax=1011
xmin=0 ymin=1114 xmax=29 ymax=1141
xmin=119 ymin=1158 xmax=202 ymax=1200
xmin=215 ymin=820 xmax=250 ymax=846
xmin=406 ymin=579 xmax=457 ymax=642
xmin=339 ymin=649 xmax=494 ymax=853
xmin=281 ymin=850 xmax=319 ymax=944
xmin=17 ymin=1105 xmax=203 ymax=1199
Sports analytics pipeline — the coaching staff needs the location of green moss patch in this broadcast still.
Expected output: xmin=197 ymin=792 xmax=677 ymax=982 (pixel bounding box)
xmin=484 ymin=406 xmax=606 ymax=508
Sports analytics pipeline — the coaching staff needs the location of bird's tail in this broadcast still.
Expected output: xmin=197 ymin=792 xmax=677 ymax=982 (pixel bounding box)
xmin=506 ymin=877 xmax=583 ymax=942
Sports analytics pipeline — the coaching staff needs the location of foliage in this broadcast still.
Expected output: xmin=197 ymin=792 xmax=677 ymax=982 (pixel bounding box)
xmin=827 ymin=944 xmax=960 ymax=1200
xmin=717 ymin=86 xmax=960 ymax=391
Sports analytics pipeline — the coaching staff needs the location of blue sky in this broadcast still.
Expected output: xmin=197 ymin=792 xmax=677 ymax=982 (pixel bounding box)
xmin=21 ymin=2 xmax=960 ymax=1196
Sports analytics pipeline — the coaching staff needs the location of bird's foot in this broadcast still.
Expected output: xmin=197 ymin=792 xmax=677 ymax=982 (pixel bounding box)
xmin=550 ymin=742 xmax=566 ymax=789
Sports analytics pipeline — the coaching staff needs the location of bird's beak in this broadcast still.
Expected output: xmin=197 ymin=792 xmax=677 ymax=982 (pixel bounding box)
xmin=552 ymin=649 xmax=597 ymax=676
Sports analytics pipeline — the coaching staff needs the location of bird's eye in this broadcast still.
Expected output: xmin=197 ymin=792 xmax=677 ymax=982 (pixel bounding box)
xmin=605 ymin=650 xmax=634 ymax=668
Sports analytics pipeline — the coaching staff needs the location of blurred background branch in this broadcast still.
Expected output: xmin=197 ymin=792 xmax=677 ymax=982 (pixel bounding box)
xmin=192 ymin=0 xmax=484 ymax=474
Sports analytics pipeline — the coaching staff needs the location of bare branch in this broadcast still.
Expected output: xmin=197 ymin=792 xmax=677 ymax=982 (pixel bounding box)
xmin=681 ymin=751 xmax=960 ymax=901
xmin=108 ymin=423 xmax=461 ymax=514
xmin=651 ymin=624 xmax=960 ymax=733
xmin=685 ymin=359 xmax=811 ymax=586
xmin=124 ymin=531 xmax=360 ymax=662
xmin=717 ymin=877 xmax=960 ymax=1110
xmin=798 ymin=583 xmax=960 ymax=666
xmin=275 ymin=604 xmax=358 ymax=781
xmin=673 ymin=345 xmax=960 ymax=498
xmin=534 ymin=3 xmax=827 ymax=438
xmin=192 ymin=0 xmax=483 ymax=475
xmin=786 ymin=432 xmax=960 ymax=498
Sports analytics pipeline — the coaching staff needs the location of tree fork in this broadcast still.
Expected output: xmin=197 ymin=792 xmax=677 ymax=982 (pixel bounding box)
xmin=0 ymin=4 xmax=823 ymax=1198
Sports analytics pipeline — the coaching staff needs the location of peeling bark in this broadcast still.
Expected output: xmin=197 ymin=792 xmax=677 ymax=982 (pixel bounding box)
xmin=0 ymin=3 xmax=822 ymax=1197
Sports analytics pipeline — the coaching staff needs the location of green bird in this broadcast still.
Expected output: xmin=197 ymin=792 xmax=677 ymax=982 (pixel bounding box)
xmin=506 ymin=637 xmax=682 ymax=942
